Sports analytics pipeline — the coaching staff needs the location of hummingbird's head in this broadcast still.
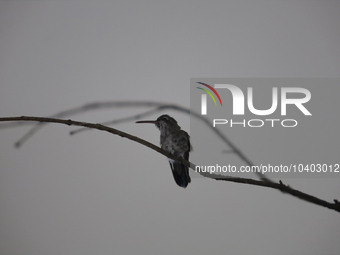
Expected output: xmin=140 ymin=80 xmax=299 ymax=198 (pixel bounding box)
xmin=136 ymin=114 xmax=180 ymax=133
xmin=155 ymin=114 xmax=178 ymax=130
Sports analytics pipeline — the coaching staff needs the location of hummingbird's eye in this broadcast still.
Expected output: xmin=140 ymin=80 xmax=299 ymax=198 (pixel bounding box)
xmin=158 ymin=116 xmax=167 ymax=121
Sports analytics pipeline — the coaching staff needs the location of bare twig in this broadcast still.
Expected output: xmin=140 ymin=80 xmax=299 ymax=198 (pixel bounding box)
xmin=0 ymin=116 xmax=339 ymax=214
xmin=0 ymin=101 xmax=268 ymax=181
xmin=70 ymin=108 xmax=163 ymax=135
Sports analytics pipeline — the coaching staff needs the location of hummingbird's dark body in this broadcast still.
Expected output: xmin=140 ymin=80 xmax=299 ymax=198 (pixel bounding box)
xmin=136 ymin=115 xmax=191 ymax=188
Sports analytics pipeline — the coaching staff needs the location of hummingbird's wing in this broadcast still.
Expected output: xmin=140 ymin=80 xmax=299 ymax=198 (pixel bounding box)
xmin=168 ymin=136 xmax=191 ymax=188
xmin=169 ymin=160 xmax=191 ymax=188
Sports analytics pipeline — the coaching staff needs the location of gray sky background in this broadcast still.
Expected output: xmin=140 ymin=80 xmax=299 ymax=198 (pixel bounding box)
xmin=0 ymin=1 xmax=340 ymax=254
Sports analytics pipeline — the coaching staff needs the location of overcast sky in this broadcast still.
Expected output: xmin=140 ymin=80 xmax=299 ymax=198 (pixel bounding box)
xmin=1 ymin=1 xmax=340 ymax=255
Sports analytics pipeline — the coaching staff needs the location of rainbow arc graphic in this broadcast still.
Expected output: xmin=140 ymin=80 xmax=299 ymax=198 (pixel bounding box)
xmin=196 ymin=82 xmax=222 ymax=115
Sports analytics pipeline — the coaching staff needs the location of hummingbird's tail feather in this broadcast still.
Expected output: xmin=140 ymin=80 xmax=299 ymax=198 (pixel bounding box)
xmin=169 ymin=161 xmax=191 ymax=188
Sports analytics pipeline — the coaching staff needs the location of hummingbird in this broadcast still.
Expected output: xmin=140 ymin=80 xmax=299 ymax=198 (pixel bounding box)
xmin=136 ymin=114 xmax=191 ymax=188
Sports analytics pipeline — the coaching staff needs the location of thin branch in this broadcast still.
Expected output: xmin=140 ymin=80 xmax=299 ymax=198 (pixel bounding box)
xmin=70 ymin=107 xmax=163 ymax=135
xmin=0 ymin=116 xmax=339 ymax=214
xmin=1 ymin=101 xmax=268 ymax=181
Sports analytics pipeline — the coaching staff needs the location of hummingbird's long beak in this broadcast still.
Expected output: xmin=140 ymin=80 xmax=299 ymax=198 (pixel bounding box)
xmin=135 ymin=120 xmax=158 ymax=124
